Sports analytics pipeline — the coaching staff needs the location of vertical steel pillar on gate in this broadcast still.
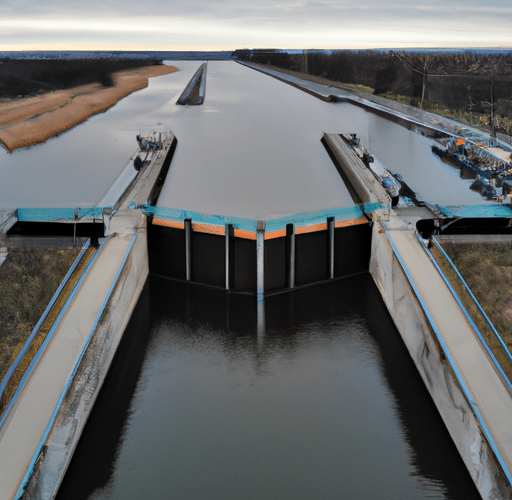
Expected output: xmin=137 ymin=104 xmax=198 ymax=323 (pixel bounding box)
xmin=286 ymin=223 xmax=295 ymax=289
xmin=328 ymin=216 xmax=335 ymax=279
xmin=185 ymin=218 xmax=192 ymax=281
xmin=225 ymin=223 xmax=233 ymax=290
xmin=256 ymin=221 xmax=266 ymax=340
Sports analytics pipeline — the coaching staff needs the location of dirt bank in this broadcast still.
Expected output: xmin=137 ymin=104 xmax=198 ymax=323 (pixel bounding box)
xmin=0 ymin=64 xmax=178 ymax=151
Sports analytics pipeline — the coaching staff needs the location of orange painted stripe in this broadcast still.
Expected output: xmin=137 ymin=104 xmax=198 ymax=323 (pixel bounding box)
xmin=152 ymin=216 xmax=368 ymax=237
xmin=153 ymin=217 xmax=184 ymax=229
xmin=335 ymin=216 xmax=368 ymax=228
xmin=295 ymin=222 xmax=328 ymax=235
xmin=192 ymin=222 xmax=226 ymax=236
xmin=234 ymin=228 xmax=257 ymax=240
xmin=264 ymin=229 xmax=287 ymax=240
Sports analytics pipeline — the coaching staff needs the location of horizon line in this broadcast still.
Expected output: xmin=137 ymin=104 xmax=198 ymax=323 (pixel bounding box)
xmin=1 ymin=43 xmax=512 ymax=53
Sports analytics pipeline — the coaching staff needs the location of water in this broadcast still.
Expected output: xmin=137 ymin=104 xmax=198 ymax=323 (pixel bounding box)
xmin=0 ymin=61 xmax=201 ymax=207
xmin=1 ymin=59 xmax=486 ymax=498
xmin=1 ymin=60 xmax=484 ymax=211
xmin=57 ymin=275 xmax=480 ymax=500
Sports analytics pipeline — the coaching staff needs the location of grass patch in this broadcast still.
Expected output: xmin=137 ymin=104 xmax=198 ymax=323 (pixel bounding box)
xmin=432 ymin=241 xmax=512 ymax=376
xmin=0 ymin=247 xmax=83 ymax=386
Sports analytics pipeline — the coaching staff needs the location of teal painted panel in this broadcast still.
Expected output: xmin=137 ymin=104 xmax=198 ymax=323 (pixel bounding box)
xmin=149 ymin=206 xmax=257 ymax=232
xmin=17 ymin=207 xmax=104 ymax=221
xmin=149 ymin=203 xmax=379 ymax=233
xmin=437 ymin=205 xmax=512 ymax=218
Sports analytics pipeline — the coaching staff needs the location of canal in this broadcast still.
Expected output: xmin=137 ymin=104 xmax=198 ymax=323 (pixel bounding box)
xmin=2 ymin=59 xmax=488 ymax=498
xmin=57 ymin=274 xmax=480 ymax=499
xmin=1 ymin=60 xmax=484 ymax=211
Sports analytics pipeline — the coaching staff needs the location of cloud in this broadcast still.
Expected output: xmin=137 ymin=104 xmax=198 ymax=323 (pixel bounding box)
xmin=1 ymin=0 xmax=511 ymax=49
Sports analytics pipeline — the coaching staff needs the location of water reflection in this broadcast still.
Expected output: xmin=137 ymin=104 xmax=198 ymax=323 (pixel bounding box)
xmin=1 ymin=60 xmax=486 ymax=212
xmin=58 ymin=275 xmax=480 ymax=500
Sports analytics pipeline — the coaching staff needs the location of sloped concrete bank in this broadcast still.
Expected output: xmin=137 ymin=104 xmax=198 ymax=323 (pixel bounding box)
xmin=20 ymin=229 xmax=149 ymax=499
xmin=0 ymin=132 xmax=177 ymax=500
xmin=320 ymin=123 xmax=512 ymax=498
xmin=370 ymin=209 xmax=512 ymax=500
xmin=176 ymin=62 xmax=207 ymax=105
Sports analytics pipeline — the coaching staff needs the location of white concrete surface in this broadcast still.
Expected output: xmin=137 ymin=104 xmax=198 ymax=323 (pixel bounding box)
xmin=370 ymin=210 xmax=512 ymax=499
xmin=0 ymin=234 xmax=134 ymax=499
xmin=27 ymin=227 xmax=149 ymax=498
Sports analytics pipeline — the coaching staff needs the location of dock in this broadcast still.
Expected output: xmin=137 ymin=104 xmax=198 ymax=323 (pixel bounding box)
xmin=0 ymin=132 xmax=176 ymax=499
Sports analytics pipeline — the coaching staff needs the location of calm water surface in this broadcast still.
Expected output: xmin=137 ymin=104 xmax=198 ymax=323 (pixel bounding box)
xmin=2 ymin=60 xmax=485 ymax=498
xmin=58 ymin=275 xmax=480 ymax=500
xmin=1 ymin=60 xmax=484 ymax=211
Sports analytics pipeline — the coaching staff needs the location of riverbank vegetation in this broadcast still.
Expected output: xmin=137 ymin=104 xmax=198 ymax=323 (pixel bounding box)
xmin=0 ymin=62 xmax=178 ymax=150
xmin=0 ymin=248 xmax=81 ymax=382
xmin=0 ymin=58 xmax=164 ymax=99
xmin=234 ymin=49 xmax=512 ymax=140
xmin=430 ymin=241 xmax=512 ymax=380
xmin=436 ymin=241 xmax=512 ymax=343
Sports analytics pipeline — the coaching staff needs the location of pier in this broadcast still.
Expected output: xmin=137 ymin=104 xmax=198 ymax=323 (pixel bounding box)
xmin=0 ymin=60 xmax=511 ymax=499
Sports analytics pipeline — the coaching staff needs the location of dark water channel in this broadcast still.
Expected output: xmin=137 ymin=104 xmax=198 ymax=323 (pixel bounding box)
xmin=58 ymin=274 xmax=480 ymax=500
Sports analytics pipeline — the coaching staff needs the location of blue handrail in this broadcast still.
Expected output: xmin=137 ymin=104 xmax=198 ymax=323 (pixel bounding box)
xmin=0 ymin=238 xmax=107 ymax=434
xmin=380 ymin=222 xmax=512 ymax=487
xmin=15 ymin=233 xmax=137 ymax=500
xmin=0 ymin=241 xmax=90 ymax=410
xmin=430 ymin=236 xmax=512 ymax=368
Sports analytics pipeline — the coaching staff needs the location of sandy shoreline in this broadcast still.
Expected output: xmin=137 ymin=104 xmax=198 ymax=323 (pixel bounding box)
xmin=0 ymin=64 xmax=178 ymax=151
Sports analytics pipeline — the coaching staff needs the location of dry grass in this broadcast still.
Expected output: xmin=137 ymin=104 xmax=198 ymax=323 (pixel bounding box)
xmin=0 ymin=64 xmax=178 ymax=151
xmin=0 ymin=248 xmax=84 ymax=395
xmin=432 ymin=242 xmax=512 ymax=375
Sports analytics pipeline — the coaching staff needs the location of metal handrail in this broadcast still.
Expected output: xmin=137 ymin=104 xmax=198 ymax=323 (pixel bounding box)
xmin=0 ymin=240 xmax=90 ymax=404
xmin=0 ymin=238 xmax=108 ymax=433
xmin=416 ymin=233 xmax=512 ymax=395
xmin=380 ymin=222 xmax=512 ymax=486
xmin=430 ymin=236 xmax=512 ymax=367
xmin=15 ymin=233 xmax=137 ymax=500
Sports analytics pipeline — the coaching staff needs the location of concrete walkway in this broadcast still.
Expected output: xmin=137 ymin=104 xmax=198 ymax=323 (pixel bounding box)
xmin=0 ymin=234 xmax=134 ymax=499
xmin=386 ymin=226 xmax=512 ymax=480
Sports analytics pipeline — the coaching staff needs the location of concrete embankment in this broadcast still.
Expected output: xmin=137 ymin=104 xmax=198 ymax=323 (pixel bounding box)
xmin=0 ymin=132 xmax=176 ymax=499
xmin=322 ymin=133 xmax=392 ymax=206
xmin=0 ymin=65 xmax=178 ymax=151
xmin=318 ymin=126 xmax=512 ymax=498
xmin=370 ymin=209 xmax=512 ymax=500
xmin=176 ymin=62 xmax=207 ymax=105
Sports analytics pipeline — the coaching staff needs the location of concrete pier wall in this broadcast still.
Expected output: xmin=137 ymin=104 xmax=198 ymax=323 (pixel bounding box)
xmin=0 ymin=131 xmax=177 ymax=500
xmin=20 ymin=228 xmax=149 ymax=499
xmin=176 ymin=63 xmax=207 ymax=105
xmin=370 ymin=210 xmax=512 ymax=500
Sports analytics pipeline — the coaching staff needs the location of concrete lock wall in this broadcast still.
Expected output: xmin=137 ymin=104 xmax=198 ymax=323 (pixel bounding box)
xmin=369 ymin=214 xmax=512 ymax=500
xmin=21 ymin=230 xmax=149 ymax=499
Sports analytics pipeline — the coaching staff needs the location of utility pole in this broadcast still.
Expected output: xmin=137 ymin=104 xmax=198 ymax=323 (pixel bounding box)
xmin=421 ymin=56 xmax=428 ymax=108
xmin=490 ymin=76 xmax=497 ymax=142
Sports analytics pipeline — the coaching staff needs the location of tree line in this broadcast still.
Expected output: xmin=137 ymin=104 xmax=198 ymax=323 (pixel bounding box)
xmin=233 ymin=49 xmax=512 ymax=138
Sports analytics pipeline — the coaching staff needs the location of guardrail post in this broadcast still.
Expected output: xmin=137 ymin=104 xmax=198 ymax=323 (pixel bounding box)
xmin=73 ymin=207 xmax=79 ymax=248
xmin=185 ymin=218 xmax=192 ymax=281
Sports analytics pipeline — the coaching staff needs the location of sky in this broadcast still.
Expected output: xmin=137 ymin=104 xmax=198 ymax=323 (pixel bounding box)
xmin=0 ymin=0 xmax=511 ymax=51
